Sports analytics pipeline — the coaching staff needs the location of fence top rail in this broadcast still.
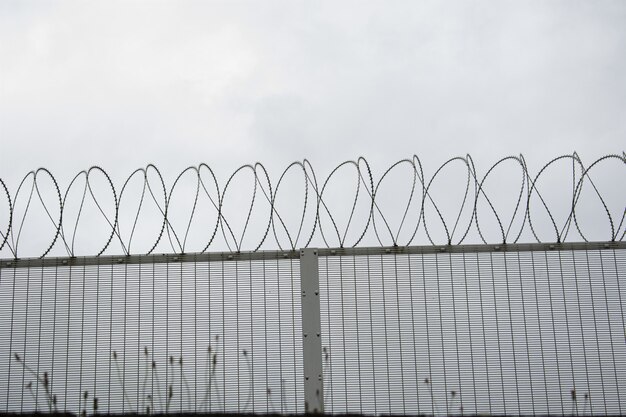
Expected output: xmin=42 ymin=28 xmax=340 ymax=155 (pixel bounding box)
xmin=0 ymin=240 xmax=623 ymax=269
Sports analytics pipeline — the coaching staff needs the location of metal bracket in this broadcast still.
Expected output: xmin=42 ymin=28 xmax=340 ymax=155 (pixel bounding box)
xmin=300 ymin=248 xmax=323 ymax=413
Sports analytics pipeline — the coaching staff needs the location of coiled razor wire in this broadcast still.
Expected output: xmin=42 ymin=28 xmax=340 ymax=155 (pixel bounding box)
xmin=0 ymin=153 xmax=624 ymax=258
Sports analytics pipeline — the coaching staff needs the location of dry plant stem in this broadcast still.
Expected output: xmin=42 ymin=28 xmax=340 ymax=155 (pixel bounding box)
xmin=242 ymin=350 xmax=253 ymax=412
xmin=582 ymin=394 xmax=589 ymax=416
xmin=113 ymin=352 xmax=134 ymax=413
xmin=81 ymin=391 xmax=88 ymax=417
xmin=204 ymin=340 xmax=222 ymax=412
xmin=153 ymin=362 xmax=164 ymax=413
xmin=141 ymin=347 xmax=149 ymax=412
xmin=166 ymin=356 xmax=174 ymax=414
xmin=179 ymin=357 xmax=192 ymax=410
xmin=424 ymin=378 xmax=439 ymax=417
xmin=202 ymin=347 xmax=210 ymax=412
xmin=266 ymin=389 xmax=278 ymax=414
xmin=14 ymin=354 xmax=53 ymax=413
xmin=212 ymin=357 xmax=223 ymax=411
xmin=25 ymin=383 xmax=38 ymax=412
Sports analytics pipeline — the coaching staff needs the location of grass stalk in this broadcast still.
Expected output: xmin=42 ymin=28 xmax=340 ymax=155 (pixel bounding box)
xmin=14 ymin=353 xmax=55 ymax=413
xmin=152 ymin=360 xmax=164 ymax=413
xmin=179 ymin=356 xmax=192 ymax=410
xmin=142 ymin=347 xmax=150 ymax=412
xmin=424 ymin=377 xmax=439 ymax=416
xmin=112 ymin=351 xmax=134 ymax=413
xmin=242 ymin=349 xmax=253 ymax=413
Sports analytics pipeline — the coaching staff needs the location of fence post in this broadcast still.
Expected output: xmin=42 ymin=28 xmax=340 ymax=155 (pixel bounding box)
xmin=300 ymin=248 xmax=324 ymax=413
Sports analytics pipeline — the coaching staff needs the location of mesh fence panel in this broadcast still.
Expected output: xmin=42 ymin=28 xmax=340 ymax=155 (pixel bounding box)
xmin=0 ymin=255 xmax=303 ymax=415
xmin=319 ymin=248 xmax=626 ymax=416
xmin=0 ymin=245 xmax=625 ymax=416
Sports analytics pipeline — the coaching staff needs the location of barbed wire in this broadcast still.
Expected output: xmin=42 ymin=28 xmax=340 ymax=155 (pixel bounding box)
xmin=0 ymin=153 xmax=624 ymax=258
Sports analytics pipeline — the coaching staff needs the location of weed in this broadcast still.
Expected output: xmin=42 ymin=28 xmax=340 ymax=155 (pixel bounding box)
xmin=112 ymin=351 xmax=134 ymax=413
xmin=423 ymin=377 xmax=439 ymax=416
xmin=241 ymin=349 xmax=252 ymax=413
xmin=14 ymin=353 xmax=57 ymax=413
xmin=12 ymin=337 xmax=280 ymax=415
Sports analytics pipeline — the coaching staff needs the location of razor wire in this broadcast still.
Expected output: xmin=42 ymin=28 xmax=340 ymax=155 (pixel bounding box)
xmin=0 ymin=153 xmax=624 ymax=259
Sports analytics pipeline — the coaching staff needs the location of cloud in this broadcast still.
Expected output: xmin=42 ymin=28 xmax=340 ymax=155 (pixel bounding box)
xmin=0 ymin=1 xmax=624 ymax=256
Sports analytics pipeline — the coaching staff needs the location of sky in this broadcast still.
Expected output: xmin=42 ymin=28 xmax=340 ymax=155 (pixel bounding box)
xmin=0 ymin=0 xmax=625 ymax=257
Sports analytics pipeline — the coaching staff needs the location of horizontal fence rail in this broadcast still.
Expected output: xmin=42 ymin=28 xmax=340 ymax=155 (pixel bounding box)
xmin=1 ymin=241 xmax=625 ymax=416
xmin=0 ymin=153 xmax=624 ymax=258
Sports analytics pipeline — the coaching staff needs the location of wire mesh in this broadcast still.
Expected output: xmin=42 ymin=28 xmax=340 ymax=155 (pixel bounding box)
xmin=319 ymin=247 xmax=626 ymax=416
xmin=0 ymin=244 xmax=624 ymax=416
xmin=0 ymin=255 xmax=303 ymax=415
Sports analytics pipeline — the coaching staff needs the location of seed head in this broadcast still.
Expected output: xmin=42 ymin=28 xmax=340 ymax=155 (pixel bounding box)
xmin=169 ymin=355 xmax=174 ymax=365
xmin=93 ymin=398 xmax=98 ymax=411
xmin=179 ymin=356 xmax=183 ymax=365
xmin=43 ymin=372 xmax=49 ymax=387
xmin=571 ymin=389 xmax=577 ymax=401
xmin=208 ymin=345 xmax=212 ymax=353
xmin=451 ymin=390 xmax=456 ymax=397
xmin=424 ymin=377 xmax=430 ymax=384
xmin=584 ymin=393 xmax=589 ymax=400
xmin=52 ymin=395 xmax=57 ymax=405
xmin=14 ymin=353 xmax=21 ymax=362
xmin=84 ymin=391 xmax=89 ymax=399
xmin=242 ymin=349 xmax=248 ymax=356
xmin=168 ymin=384 xmax=173 ymax=399
xmin=144 ymin=346 xmax=148 ymax=357
xmin=112 ymin=351 xmax=117 ymax=360
xmin=152 ymin=360 xmax=156 ymax=369
xmin=26 ymin=382 xmax=32 ymax=389
xmin=266 ymin=388 xmax=272 ymax=395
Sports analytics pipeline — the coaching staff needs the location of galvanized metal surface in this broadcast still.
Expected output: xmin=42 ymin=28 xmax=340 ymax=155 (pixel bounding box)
xmin=300 ymin=249 xmax=324 ymax=413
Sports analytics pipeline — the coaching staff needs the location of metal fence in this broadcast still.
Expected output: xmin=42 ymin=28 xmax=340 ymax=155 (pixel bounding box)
xmin=1 ymin=241 xmax=625 ymax=416
xmin=0 ymin=154 xmax=624 ymax=415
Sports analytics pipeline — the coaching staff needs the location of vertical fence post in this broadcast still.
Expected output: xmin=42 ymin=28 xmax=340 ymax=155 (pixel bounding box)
xmin=300 ymin=248 xmax=324 ymax=413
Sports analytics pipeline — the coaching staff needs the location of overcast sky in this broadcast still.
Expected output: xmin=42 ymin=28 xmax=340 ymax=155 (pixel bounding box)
xmin=1 ymin=1 xmax=625 ymax=256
